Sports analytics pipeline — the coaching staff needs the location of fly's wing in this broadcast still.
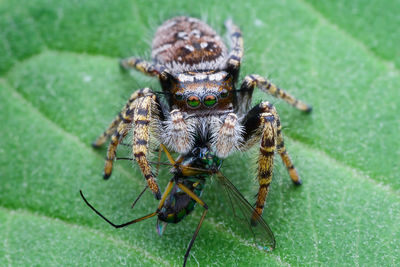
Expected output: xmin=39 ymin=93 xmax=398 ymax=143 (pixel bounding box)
xmin=215 ymin=171 xmax=276 ymax=251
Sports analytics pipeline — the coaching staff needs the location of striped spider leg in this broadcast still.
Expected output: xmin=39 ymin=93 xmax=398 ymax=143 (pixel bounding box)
xmin=235 ymin=73 xmax=310 ymax=222
xmin=92 ymin=87 xmax=165 ymax=199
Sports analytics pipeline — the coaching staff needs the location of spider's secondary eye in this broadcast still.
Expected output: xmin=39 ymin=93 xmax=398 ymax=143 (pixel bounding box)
xmin=220 ymin=89 xmax=229 ymax=98
xmin=175 ymin=92 xmax=184 ymax=101
xmin=187 ymin=95 xmax=201 ymax=108
xmin=203 ymin=95 xmax=217 ymax=107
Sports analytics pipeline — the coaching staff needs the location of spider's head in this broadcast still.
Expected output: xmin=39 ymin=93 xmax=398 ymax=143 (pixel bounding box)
xmin=164 ymin=70 xmax=234 ymax=112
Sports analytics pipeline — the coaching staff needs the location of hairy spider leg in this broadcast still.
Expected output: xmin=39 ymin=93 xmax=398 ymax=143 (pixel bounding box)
xmin=92 ymin=88 xmax=158 ymax=147
xmin=241 ymin=102 xmax=301 ymax=223
xmin=92 ymin=112 xmax=124 ymax=148
xmin=132 ymin=91 xmax=163 ymax=199
xmin=242 ymin=74 xmax=312 ymax=112
xmin=103 ymin=117 xmax=130 ymax=179
xmin=120 ymin=57 xmax=163 ymax=77
xmin=238 ymin=77 xmax=304 ymax=186
xmin=275 ymin=113 xmax=302 ymax=185
xmin=94 ymin=88 xmax=163 ymax=199
xmin=225 ymin=19 xmax=244 ymax=82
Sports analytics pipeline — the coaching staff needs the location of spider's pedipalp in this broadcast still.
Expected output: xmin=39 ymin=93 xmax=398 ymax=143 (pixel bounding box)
xmin=212 ymin=112 xmax=243 ymax=158
xmin=162 ymin=109 xmax=195 ymax=154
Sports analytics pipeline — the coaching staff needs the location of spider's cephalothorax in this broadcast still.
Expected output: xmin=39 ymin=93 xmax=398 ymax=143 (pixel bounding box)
xmin=92 ymin=15 xmax=311 ymax=237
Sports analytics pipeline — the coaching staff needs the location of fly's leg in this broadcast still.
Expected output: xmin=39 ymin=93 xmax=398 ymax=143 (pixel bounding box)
xmin=240 ymin=102 xmax=301 ymax=223
xmin=240 ymin=74 xmax=312 ymax=112
xmin=131 ymin=185 xmax=148 ymax=209
xmin=177 ymin=183 xmax=208 ymax=267
xmin=80 ymin=179 xmax=174 ymax=228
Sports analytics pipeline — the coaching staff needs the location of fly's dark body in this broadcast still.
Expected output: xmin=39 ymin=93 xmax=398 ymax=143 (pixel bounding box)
xmin=158 ymin=176 xmax=205 ymax=224
xmin=157 ymin=147 xmax=222 ymax=235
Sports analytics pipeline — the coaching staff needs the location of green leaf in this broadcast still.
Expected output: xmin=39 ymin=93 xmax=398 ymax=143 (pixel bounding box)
xmin=1 ymin=0 xmax=399 ymax=266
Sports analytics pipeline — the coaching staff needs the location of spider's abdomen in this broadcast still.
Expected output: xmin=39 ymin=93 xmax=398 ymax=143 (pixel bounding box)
xmin=152 ymin=16 xmax=227 ymax=72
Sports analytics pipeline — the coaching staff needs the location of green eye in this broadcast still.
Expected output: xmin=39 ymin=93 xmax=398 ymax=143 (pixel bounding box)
xmin=175 ymin=92 xmax=184 ymax=101
xmin=203 ymin=94 xmax=217 ymax=107
xmin=187 ymin=95 xmax=201 ymax=108
xmin=220 ymin=89 xmax=229 ymax=98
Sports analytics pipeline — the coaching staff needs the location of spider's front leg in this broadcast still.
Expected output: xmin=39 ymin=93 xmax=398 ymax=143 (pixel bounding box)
xmin=93 ymin=88 xmax=163 ymax=200
xmin=240 ymin=102 xmax=301 ymax=223
xmin=132 ymin=92 xmax=163 ymax=199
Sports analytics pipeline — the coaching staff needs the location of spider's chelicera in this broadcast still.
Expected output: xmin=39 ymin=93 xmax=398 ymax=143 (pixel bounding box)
xmin=85 ymin=16 xmax=312 ymax=266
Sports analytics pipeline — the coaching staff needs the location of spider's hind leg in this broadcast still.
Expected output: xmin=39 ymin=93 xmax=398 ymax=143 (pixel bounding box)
xmin=240 ymin=102 xmax=301 ymax=221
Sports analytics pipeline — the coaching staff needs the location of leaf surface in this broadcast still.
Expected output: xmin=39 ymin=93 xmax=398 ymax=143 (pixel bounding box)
xmin=1 ymin=0 xmax=399 ymax=266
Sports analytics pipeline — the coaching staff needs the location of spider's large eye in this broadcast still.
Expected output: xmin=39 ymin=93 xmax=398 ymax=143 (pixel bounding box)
xmin=203 ymin=94 xmax=217 ymax=107
xmin=220 ymin=89 xmax=229 ymax=98
xmin=187 ymin=95 xmax=201 ymax=108
xmin=175 ymin=92 xmax=184 ymax=101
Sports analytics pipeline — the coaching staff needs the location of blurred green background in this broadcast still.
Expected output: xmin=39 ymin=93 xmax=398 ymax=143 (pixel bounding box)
xmin=0 ymin=0 xmax=399 ymax=266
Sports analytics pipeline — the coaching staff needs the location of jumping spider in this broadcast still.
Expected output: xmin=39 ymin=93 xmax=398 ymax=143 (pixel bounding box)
xmin=92 ymin=16 xmax=311 ymax=225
